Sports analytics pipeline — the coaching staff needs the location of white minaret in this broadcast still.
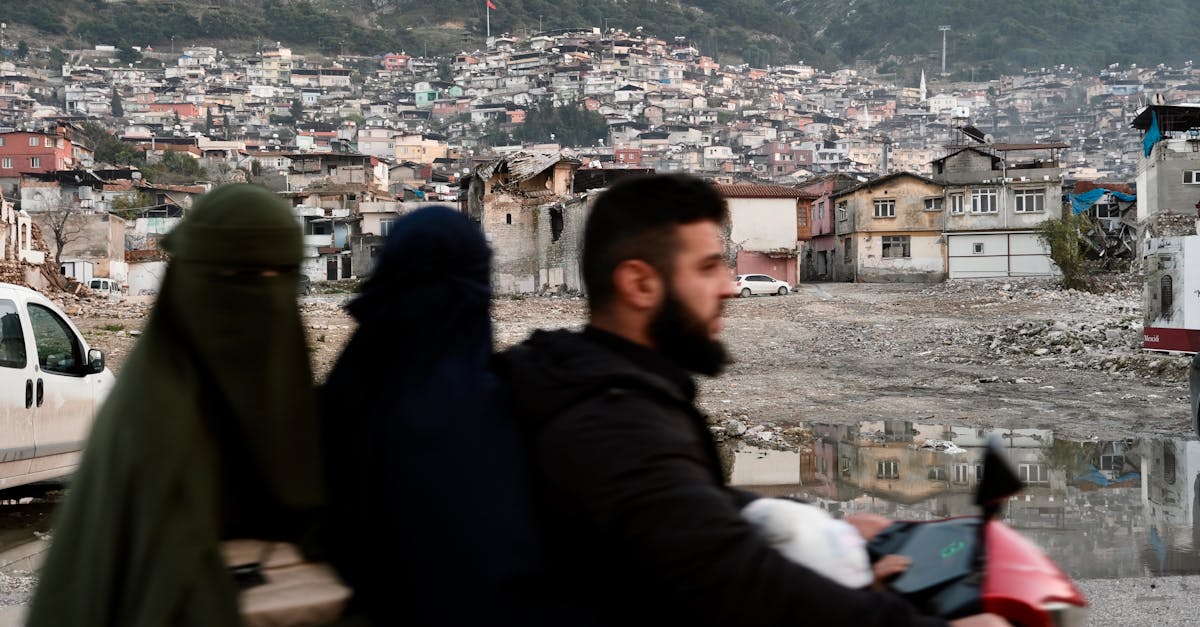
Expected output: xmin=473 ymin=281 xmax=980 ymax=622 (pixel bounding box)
xmin=919 ymin=70 xmax=927 ymax=102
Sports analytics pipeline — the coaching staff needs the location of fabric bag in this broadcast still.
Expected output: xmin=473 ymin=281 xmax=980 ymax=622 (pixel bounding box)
xmin=222 ymin=539 xmax=352 ymax=627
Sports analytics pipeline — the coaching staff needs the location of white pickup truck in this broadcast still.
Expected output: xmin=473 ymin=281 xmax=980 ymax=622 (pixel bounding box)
xmin=0 ymin=283 xmax=113 ymax=490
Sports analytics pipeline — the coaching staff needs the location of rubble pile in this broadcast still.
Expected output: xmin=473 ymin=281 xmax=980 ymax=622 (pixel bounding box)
xmin=979 ymin=319 xmax=1190 ymax=381
xmin=709 ymin=415 xmax=813 ymax=450
xmin=1145 ymin=211 xmax=1198 ymax=237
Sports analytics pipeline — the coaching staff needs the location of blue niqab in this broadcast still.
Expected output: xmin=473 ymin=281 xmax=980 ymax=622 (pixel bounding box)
xmin=320 ymin=207 xmax=543 ymax=625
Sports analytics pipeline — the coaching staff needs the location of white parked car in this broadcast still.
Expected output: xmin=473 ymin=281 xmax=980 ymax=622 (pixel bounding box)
xmin=0 ymin=283 xmax=113 ymax=490
xmin=734 ymin=274 xmax=792 ymax=297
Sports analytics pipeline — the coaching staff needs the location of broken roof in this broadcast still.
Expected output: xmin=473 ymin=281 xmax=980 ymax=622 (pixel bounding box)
xmin=475 ymin=151 xmax=579 ymax=184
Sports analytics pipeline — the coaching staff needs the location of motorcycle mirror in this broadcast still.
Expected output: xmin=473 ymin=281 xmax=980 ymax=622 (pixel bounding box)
xmin=974 ymin=436 xmax=1024 ymax=518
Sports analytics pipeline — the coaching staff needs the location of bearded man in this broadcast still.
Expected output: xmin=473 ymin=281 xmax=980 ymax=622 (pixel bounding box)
xmin=500 ymin=174 xmax=1007 ymax=627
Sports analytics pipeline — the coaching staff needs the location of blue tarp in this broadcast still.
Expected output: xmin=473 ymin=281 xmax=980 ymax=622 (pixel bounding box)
xmin=1073 ymin=465 xmax=1140 ymax=487
xmin=1144 ymin=111 xmax=1163 ymax=157
xmin=1069 ymin=188 xmax=1137 ymax=215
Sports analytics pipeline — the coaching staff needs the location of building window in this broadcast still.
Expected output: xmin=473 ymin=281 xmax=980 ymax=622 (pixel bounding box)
xmin=1014 ymin=189 xmax=1045 ymax=213
xmin=380 ymin=218 xmax=395 ymax=236
xmin=971 ymin=188 xmax=998 ymax=213
xmin=505 ymin=213 xmax=512 ymax=225
xmin=1095 ymin=202 xmax=1120 ymax=219
xmin=928 ymin=466 xmax=947 ymax=481
xmin=0 ymin=158 xmax=10 ymax=169
xmin=1018 ymin=463 xmax=1049 ymax=485
xmin=881 ymin=235 xmax=910 ymax=258
xmin=1183 ymin=171 xmax=1200 ymax=184
xmin=29 ymin=157 xmax=40 ymax=169
xmin=1161 ymin=274 xmax=1174 ymax=319
xmin=950 ymin=193 xmax=964 ymax=214
xmin=28 ymin=137 xmax=38 ymax=147
xmin=836 ymin=201 xmax=847 ymax=221
xmin=973 ymin=242 xmax=985 ymax=255
xmin=0 ymin=137 xmax=6 ymax=147
xmin=817 ymin=201 xmax=825 ymax=220
xmin=550 ymin=208 xmax=564 ymax=242
xmin=953 ymin=463 xmax=972 ymax=484
xmin=873 ymin=198 xmax=896 ymax=218
xmin=877 ymin=459 xmax=899 ymax=480
xmin=924 ymin=197 xmax=943 ymax=211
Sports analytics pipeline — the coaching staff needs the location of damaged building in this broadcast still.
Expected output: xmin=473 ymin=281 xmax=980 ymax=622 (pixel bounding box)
xmin=466 ymin=151 xmax=585 ymax=294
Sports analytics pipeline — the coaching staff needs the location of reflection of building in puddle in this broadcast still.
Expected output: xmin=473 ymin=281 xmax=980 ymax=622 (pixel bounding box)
xmin=1139 ymin=437 xmax=1200 ymax=574
xmin=803 ymin=421 xmax=1059 ymax=510
xmin=799 ymin=422 xmax=1151 ymax=578
xmin=729 ymin=445 xmax=801 ymax=488
xmin=722 ymin=422 xmax=1200 ymax=577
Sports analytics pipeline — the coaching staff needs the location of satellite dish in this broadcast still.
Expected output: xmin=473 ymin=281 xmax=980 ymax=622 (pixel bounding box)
xmin=983 ymin=133 xmax=995 ymax=145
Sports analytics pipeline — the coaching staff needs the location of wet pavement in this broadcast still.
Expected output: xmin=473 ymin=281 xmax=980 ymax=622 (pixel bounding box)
xmin=727 ymin=421 xmax=1200 ymax=582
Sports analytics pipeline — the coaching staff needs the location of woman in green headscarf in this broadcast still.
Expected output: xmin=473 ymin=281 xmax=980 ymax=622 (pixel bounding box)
xmin=28 ymin=184 xmax=325 ymax=627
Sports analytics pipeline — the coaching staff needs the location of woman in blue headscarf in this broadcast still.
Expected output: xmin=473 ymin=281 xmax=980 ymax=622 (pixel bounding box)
xmin=320 ymin=206 xmax=544 ymax=625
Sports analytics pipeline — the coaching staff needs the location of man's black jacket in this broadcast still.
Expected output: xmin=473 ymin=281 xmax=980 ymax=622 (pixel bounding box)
xmin=499 ymin=327 xmax=948 ymax=627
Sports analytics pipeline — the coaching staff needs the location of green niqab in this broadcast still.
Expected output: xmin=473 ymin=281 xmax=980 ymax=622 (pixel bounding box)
xmin=28 ymin=184 xmax=324 ymax=627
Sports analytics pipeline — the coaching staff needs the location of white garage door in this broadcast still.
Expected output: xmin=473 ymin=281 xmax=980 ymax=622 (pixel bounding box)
xmin=948 ymin=233 xmax=1057 ymax=279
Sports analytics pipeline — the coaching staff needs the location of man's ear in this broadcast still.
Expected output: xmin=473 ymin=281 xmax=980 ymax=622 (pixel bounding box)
xmin=611 ymin=259 xmax=663 ymax=311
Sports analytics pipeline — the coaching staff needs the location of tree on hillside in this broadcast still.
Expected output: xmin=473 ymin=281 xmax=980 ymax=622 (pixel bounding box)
xmin=38 ymin=198 xmax=86 ymax=264
xmin=15 ymin=41 xmax=28 ymax=60
xmin=77 ymin=121 xmax=142 ymax=166
xmin=117 ymin=45 xmax=142 ymax=66
xmin=111 ymin=88 xmax=123 ymax=117
xmin=141 ymin=151 xmax=206 ymax=185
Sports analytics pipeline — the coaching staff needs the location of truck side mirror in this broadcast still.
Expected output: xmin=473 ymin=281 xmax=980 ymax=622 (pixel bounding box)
xmin=88 ymin=348 xmax=105 ymax=374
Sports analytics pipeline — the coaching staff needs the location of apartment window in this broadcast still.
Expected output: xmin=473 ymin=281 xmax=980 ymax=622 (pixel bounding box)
xmin=836 ymin=201 xmax=847 ymax=221
xmin=950 ymin=193 xmax=964 ymax=214
xmin=28 ymin=137 xmax=38 ymax=147
xmin=1018 ymin=463 xmax=1049 ymax=485
xmin=881 ymin=235 xmax=910 ymax=258
xmin=1095 ymin=202 xmax=1120 ymax=218
xmin=0 ymin=137 xmax=6 ymax=147
xmin=0 ymin=158 xmax=10 ymax=169
xmin=839 ymin=455 xmax=850 ymax=474
xmin=973 ymin=242 xmax=985 ymax=255
xmin=928 ymin=466 xmax=947 ymax=481
xmin=971 ymin=188 xmax=998 ymax=213
xmin=877 ymin=459 xmax=899 ymax=479
xmin=873 ymin=198 xmax=896 ymax=218
xmin=1014 ymin=189 xmax=1045 ymax=213
xmin=817 ymin=201 xmax=825 ymax=220
xmin=924 ymin=197 xmax=943 ymax=211
xmin=29 ymin=157 xmax=40 ymax=169
xmin=380 ymin=218 xmax=396 ymax=236
xmin=1183 ymin=170 xmax=1200 ymax=184
xmin=953 ymin=463 xmax=972 ymax=484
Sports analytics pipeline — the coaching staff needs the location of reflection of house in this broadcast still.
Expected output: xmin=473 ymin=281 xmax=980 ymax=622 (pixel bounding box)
xmin=1137 ymin=436 xmax=1200 ymax=574
xmin=466 ymin=152 xmax=582 ymax=294
xmin=831 ymin=172 xmax=946 ymax=283
xmin=716 ymin=184 xmax=815 ymax=286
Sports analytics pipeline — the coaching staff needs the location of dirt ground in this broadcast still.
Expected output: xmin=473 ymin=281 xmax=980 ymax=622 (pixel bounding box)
xmin=67 ymin=278 xmax=1193 ymax=443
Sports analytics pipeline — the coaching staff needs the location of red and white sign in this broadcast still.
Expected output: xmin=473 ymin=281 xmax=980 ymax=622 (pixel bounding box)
xmin=1143 ymin=236 xmax=1200 ymax=354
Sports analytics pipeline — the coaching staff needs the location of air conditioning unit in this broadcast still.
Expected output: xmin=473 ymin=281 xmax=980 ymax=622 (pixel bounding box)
xmin=1043 ymin=175 xmax=1051 ymax=181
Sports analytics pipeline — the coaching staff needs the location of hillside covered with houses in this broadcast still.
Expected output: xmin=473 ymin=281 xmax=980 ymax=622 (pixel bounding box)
xmin=0 ymin=24 xmax=1193 ymax=295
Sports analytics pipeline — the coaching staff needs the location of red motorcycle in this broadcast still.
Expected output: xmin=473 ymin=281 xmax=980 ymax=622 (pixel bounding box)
xmin=866 ymin=441 xmax=1087 ymax=627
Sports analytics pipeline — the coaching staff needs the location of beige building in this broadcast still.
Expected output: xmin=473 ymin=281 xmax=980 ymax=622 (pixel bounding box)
xmin=832 ymin=172 xmax=946 ymax=282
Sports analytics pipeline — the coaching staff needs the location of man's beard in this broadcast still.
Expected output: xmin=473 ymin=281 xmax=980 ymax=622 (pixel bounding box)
xmin=650 ymin=288 xmax=731 ymax=376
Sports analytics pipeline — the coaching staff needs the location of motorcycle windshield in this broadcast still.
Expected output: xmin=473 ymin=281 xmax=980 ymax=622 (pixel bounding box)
xmin=871 ymin=518 xmax=979 ymax=594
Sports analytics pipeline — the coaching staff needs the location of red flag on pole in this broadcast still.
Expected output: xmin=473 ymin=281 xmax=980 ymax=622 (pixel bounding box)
xmin=486 ymin=0 xmax=497 ymax=9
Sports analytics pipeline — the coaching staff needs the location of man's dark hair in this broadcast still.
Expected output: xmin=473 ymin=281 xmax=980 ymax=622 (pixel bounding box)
xmin=582 ymin=173 xmax=728 ymax=310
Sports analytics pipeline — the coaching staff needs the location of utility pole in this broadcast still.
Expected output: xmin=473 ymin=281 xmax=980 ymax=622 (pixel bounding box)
xmin=939 ymin=26 xmax=951 ymax=77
